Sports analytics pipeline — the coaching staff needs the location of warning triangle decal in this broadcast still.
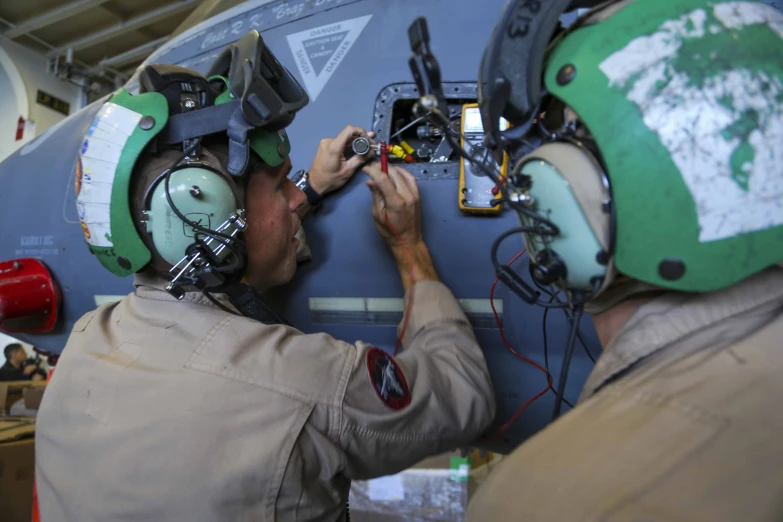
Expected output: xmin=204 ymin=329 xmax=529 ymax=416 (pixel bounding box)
xmin=287 ymin=14 xmax=372 ymax=102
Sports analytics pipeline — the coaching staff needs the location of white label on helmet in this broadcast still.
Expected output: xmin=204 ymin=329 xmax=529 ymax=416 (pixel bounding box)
xmin=286 ymin=14 xmax=372 ymax=102
xmin=714 ymin=2 xmax=783 ymax=37
xmin=600 ymin=2 xmax=783 ymax=242
xmin=75 ymin=102 xmax=142 ymax=248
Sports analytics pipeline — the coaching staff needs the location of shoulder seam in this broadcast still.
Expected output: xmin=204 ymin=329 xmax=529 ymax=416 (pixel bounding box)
xmin=186 ymin=316 xmax=349 ymax=407
xmin=191 ymin=315 xmax=234 ymax=359
xmin=187 ymin=359 xmax=321 ymax=405
xmin=330 ymin=343 xmax=356 ymax=442
xmin=341 ymin=418 xmax=462 ymax=445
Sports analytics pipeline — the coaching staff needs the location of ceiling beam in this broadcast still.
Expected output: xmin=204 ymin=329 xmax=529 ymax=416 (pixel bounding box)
xmin=0 ymin=15 xmax=118 ymax=76
xmin=0 ymin=15 xmax=129 ymax=94
xmin=3 ymin=0 xmax=111 ymax=39
xmin=98 ymin=36 xmax=168 ymax=68
xmin=46 ymin=0 xmax=200 ymax=57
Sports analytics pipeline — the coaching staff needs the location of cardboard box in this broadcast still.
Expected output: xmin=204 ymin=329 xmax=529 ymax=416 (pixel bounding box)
xmin=0 ymin=418 xmax=36 ymax=522
xmin=0 ymin=381 xmax=46 ymax=416
xmin=23 ymin=387 xmax=45 ymax=410
xmin=348 ymin=450 xmax=504 ymax=522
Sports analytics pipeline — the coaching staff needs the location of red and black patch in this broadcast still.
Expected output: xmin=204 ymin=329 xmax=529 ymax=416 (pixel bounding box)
xmin=366 ymin=348 xmax=410 ymax=410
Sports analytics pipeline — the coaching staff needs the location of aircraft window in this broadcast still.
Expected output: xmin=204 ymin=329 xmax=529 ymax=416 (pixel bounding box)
xmin=372 ymin=82 xmax=477 ymax=179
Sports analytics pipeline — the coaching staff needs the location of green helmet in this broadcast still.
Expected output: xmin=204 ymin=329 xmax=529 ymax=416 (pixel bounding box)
xmin=479 ymin=0 xmax=783 ymax=303
xmin=75 ymin=30 xmax=308 ymax=298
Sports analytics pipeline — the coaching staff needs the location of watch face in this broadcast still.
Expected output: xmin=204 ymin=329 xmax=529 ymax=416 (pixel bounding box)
xmin=291 ymin=169 xmax=307 ymax=187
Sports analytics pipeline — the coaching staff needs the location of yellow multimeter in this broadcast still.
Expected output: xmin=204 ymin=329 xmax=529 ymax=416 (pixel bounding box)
xmin=458 ymin=103 xmax=508 ymax=215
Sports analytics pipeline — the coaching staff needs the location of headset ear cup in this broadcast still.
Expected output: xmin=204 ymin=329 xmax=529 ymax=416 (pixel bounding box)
xmin=513 ymin=141 xmax=613 ymax=293
xmin=146 ymin=163 xmax=243 ymax=267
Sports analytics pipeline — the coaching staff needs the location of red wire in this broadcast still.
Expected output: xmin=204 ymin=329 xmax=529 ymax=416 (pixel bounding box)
xmin=379 ymin=141 xmax=413 ymax=356
xmin=484 ymin=248 xmax=553 ymax=441
xmin=388 ymin=214 xmax=413 ymax=356
xmin=380 ymin=142 xmax=389 ymax=176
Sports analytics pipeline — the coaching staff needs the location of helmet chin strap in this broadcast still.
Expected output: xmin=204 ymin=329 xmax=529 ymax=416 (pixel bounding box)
xmin=222 ymin=278 xmax=291 ymax=326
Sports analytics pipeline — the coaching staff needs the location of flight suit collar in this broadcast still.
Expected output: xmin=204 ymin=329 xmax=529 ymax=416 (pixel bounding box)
xmin=132 ymin=271 xmax=240 ymax=314
xmin=581 ymin=266 xmax=783 ymax=401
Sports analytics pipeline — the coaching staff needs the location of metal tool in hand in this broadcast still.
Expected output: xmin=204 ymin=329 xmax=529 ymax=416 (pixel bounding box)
xmin=352 ymin=136 xmax=380 ymax=156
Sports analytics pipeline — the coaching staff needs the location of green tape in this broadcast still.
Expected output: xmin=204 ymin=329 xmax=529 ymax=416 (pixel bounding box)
xmin=450 ymin=456 xmax=471 ymax=482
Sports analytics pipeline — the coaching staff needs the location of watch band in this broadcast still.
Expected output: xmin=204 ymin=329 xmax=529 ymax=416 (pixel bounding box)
xmin=302 ymin=182 xmax=323 ymax=207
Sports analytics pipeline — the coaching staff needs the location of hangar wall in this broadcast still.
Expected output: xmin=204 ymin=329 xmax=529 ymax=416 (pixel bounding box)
xmin=0 ymin=38 xmax=83 ymax=162
xmin=0 ymin=38 xmax=84 ymax=365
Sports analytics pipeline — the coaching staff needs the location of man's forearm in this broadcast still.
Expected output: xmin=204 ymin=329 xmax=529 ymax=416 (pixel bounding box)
xmin=393 ymin=241 xmax=439 ymax=292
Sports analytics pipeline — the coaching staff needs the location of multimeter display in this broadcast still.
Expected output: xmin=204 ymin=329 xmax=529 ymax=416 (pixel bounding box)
xmin=459 ymin=105 xmax=508 ymax=214
xmin=464 ymin=109 xmax=485 ymax=133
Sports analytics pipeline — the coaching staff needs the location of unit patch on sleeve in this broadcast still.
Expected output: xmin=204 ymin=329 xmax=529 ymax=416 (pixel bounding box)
xmin=366 ymin=348 xmax=410 ymax=410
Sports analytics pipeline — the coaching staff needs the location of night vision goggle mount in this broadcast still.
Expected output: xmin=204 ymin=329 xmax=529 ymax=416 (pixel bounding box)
xmin=156 ymin=29 xmax=309 ymax=177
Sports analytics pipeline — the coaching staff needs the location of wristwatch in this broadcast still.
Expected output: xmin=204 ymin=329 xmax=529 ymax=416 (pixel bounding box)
xmin=291 ymin=169 xmax=323 ymax=207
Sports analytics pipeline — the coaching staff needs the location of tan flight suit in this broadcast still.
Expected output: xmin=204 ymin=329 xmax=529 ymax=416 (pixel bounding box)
xmin=35 ymin=272 xmax=495 ymax=521
xmin=466 ymin=266 xmax=783 ymax=521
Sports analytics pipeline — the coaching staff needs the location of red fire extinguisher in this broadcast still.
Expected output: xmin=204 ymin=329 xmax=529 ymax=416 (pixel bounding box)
xmin=15 ymin=116 xmax=24 ymax=141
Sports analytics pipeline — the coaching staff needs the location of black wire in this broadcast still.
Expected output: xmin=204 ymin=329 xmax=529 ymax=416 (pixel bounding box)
xmin=542 ymin=294 xmax=574 ymax=410
xmin=431 ymin=101 xmax=609 ymax=307
xmin=544 ymin=280 xmax=598 ymax=363
xmin=428 ymin=108 xmax=561 ymax=235
xmin=255 ymin=294 xmax=292 ymax=327
xmin=540 ymin=282 xmax=598 ymax=363
xmin=491 ymin=228 xmax=585 ymax=310
xmin=543 ymin=306 xmax=550 ymax=372
xmin=202 ymin=290 xmax=237 ymax=315
xmin=163 ymin=139 xmax=245 ymax=249
xmin=533 ymin=278 xmax=557 ymax=298
xmin=214 ymin=250 xmax=242 ymax=273
xmin=161 ymin=139 xmax=248 ymax=275
xmin=491 ymin=226 xmax=539 ymax=264
xmin=552 ymin=307 xmax=583 ymax=420
xmin=581 ymin=337 xmax=597 ymax=363
xmin=563 ymin=309 xmax=597 ymax=363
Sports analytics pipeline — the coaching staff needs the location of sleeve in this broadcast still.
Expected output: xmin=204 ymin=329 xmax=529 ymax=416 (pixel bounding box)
xmin=335 ymin=280 xmax=496 ymax=480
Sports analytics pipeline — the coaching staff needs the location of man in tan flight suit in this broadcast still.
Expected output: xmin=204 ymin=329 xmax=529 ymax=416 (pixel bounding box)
xmin=466 ymin=0 xmax=783 ymax=520
xmin=35 ymin=59 xmax=495 ymax=520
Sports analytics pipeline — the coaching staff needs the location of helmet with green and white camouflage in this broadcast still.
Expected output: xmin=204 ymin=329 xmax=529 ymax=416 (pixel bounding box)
xmin=479 ymin=0 xmax=783 ymax=307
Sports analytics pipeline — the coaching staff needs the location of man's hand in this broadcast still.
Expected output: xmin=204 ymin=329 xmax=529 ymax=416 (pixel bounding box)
xmin=23 ymin=364 xmax=37 ymax=376
xmin=364 ymin=162 xmax=439 ymax=290
xmin=308 ymin=125 xmax=376 ymax=196
xmin=364 ymin=163 xmax=422 ymax=248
